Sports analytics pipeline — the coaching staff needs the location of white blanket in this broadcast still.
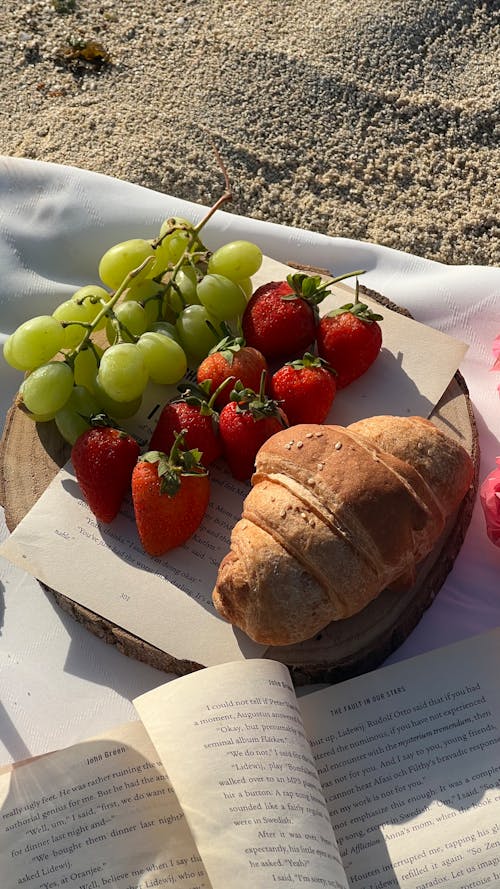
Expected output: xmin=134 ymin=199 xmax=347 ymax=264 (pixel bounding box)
xmin=1 ymin=156 xmax=499 ymax=764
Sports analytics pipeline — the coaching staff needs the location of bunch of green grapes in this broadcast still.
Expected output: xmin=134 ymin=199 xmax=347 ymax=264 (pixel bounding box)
xmin=3 ymin=215 xmax=263 ymax=445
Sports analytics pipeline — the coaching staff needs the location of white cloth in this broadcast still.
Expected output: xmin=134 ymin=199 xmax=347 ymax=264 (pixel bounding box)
xmin=1 ymin=156 xmax=499 ymax=765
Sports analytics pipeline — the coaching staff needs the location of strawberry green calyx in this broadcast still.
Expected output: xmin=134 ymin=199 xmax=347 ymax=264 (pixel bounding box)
xmin=205 ymin=320 xmax=244 ymax=358
xmin=325 ymin=277 xmax=383 ymax=323
xmin=326 ymin=302 xmax=383 ymax=323
xmin=140 ymin=432 xmax=207 ymax=496
xmin=83 ymin=412 xmax=139 ymax=442
xmin=283 ymin=274 xmax=331 ymax=308
xmin=69 ymin=409 xmax=135 ymax=437
xmin=230 ymin=371 xmax=288 ymax=425
xmin=286 ymin=352 xmax=336 ymax=375
xmin=283 ymin=269 xmax=366 ymax=308
xmin=208 ymin=332 xmax=246 ymax=364
xmin=86 ymin=411 xmax=118 ymax=428
xmin=176 ymin=377 xmax=234 ymax=416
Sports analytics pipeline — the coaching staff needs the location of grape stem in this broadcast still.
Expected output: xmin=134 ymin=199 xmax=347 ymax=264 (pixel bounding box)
xmin=169 ymin=161 xmax=233 ymax=281
xmin=107 ymin=316 xmax=135 ymax=346
xmin=66 ymin=255 xmax=155 ymax=363
xmin=67 ymin=151 xmax=232 ymax=362
xmin=193 ymin=140 xmax=233 ymax=235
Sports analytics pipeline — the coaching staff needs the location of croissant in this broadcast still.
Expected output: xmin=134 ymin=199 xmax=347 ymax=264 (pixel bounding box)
xmin=212 ymin=416 xmax=474 ymax=645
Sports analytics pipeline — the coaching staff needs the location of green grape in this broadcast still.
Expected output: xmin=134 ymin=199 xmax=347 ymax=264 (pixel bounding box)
xmin=207 ymin=240 xmax=263 ymax=282
xmin=105 ymin=301 xmax=148 ymax=345
xmin=72 ymin=284 xmax=111 ymax=331
xmin=158 ymin=216 xmax=193 ymax=239
xmin=164 ymin=231 xmax=192 ymax=264
xmin=163 ymin=281 xmax=185 ymax=317
xmin=150 ymin=321 xmax=180 ymax=342
xmin=143 ymin=298 xmax=163 ymax=327
xmin=149 ymin=217 xmax=201 ymax=278
xmin=20 ymin=361 xmax=74 ymax=416
xmin=149 ymin=233 xmax=191 ymax=278
xmin=175 ymin=266 xmax=201 ymax=305
xmin=123 ymin=279 xmax=165 ymax=326
xmin=136 ymin=332 xmax=187 ymax=384
xmin=238 ymin=277 xmax=253 ymax=299
xmin=98 ymin=239 xmax=155 ymax=291
xmin=53 ymin=299 xmax=96 ymax=350
xmin=73 ymin=345 xmax=102 ymax=393
xmin=21 ymin=406 xmax=57 ymax=423
xmin=6 ymin=316 xmax=66 ymax=371
xmin=97 ymin=342 xmax=149 ymax=402
xmin=93 ymin=379 xmax=142 ymax=418
xmin=148 ymin=240 xmax=173 ymax=279
xmin=176 ymin=305 xmax=220 ymax=360
xmin=55 ymin=385 xmax=101 ymax=445
xmin=3 ymin=335 xmax=27 ymax=371
xmin=197 ymin=274 xmax=247 ymax=320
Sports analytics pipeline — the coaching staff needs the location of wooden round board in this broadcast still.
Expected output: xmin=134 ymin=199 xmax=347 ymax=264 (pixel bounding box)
xmin=0 ymin=290 xmax=480 ymax=685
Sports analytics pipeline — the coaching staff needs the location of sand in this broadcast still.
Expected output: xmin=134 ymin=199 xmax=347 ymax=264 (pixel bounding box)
xmin=1 ymin=0 xmax=498 ymax=266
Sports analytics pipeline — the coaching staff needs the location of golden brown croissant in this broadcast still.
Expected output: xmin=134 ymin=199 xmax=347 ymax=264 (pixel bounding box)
xmin=212 ymin=416 xmax=474 ymax=645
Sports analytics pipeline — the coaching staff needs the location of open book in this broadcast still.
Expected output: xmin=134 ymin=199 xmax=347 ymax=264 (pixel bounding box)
xmin=2 ymin=629 xmax=499 ymax=889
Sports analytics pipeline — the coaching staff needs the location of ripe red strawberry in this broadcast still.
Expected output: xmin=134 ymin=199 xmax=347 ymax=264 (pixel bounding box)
xmin=316 ymin=284 xmax=383 ymax=389
xmin=149 ymin=381 xmax=223 ymax=467
xmin=270 ymin=353 xmax=337 ymax=425
xmin=242 ymin=275 xmax=318 ymax=361
xmin=197 ymin=332 xmax=268 ymax=408
xmin=218 ymin=374 xmax=289 ymax=481
xmin=241 ymin=270 xmax=363 ymax=361
xmin=132 ymin=435 xmax=210 ymax=556
xmin=71 ymin=423 xmax=140 ymax=523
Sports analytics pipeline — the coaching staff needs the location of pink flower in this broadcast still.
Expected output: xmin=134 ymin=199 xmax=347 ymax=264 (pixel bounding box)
xmin=480 ymin=458 xmax=500 ymax=546
xmin=493 ymin=334 xmax=500 ymax=373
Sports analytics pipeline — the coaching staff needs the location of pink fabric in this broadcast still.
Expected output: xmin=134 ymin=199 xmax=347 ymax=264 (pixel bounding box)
xmin=480 ymin=309 xmax=500 ymax=543
xmin=493 ymin=336 xmax=500 ymax=396
xmin=480 ymin=458 xmax=500 ymax=546
xmin=492 ymin=334 xmax=500 ymax=370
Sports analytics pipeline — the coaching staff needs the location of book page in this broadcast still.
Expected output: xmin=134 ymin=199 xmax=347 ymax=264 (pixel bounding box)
xmin=0 ymin=255 xmax=467 ymax=670
xmin=0 ymin=721 xmax=212 ymax=889
xmin=134 ymin=659 xmax=349 ymax=889
xmin=298 ymin=629 xmax=500 ymax=888
xmin=0 ymin=458 xmax=264 ymax=667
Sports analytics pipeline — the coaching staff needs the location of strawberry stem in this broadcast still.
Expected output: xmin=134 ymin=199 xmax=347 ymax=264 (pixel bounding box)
xmin=327 ymin=269 xmax=366 ymax=287
xmin=230 ymin=370 xmax=287 ymax=425
xmin=141 ymin=430 xmax=207 ymax=496
xmin=284 ymin=269 xmax=366 ymax=308
xmin=177 ymin=377 xmax=233 ymax=414
xmin=287 ymin=352 xmax=336 ymax=375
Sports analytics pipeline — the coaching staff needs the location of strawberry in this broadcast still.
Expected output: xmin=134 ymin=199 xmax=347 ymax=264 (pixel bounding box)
xmin=196 ymin=331 xmax=268 ymax=409
xmin=241 ymin=270 xmax=363 ymax=361
xmin=316 ymin=281 xmax=383 ymax=389
xmin=131 ymin=435 xmax=210 ymax=556
xmin=270 ymin=353 xmax=337 ymax=425
xmin=149 ymin=380 xmax=225 ymax=467
xmin=71 ymin=420 xmax=140 ymax=523
xmin=241 ymin=275 xmax=317 ymax=361
xmin=218 ymin=374 xmax=289 ymax=481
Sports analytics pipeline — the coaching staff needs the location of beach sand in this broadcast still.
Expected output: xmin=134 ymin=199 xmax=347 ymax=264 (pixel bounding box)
xmin=1 ymin=0 xmax=498 ymax=266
